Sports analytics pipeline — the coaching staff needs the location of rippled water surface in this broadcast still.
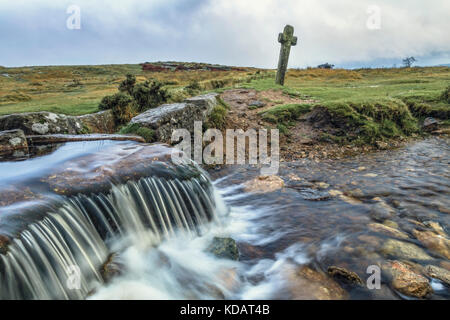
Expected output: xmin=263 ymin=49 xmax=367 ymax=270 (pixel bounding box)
xmin=208 ymin=136 xmax=450 ymax=299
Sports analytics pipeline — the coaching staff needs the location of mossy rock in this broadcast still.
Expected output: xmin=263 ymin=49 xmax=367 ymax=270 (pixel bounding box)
xmin=207 ymin=237 xmax=239 ymax=261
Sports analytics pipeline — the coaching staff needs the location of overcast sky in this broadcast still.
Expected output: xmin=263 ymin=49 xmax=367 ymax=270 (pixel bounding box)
xmin=1 ymin=0 xmax=449 ymax=68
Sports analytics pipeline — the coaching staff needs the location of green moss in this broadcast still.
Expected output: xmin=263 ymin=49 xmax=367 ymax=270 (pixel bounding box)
xmin=119 ymin=123 xmax=155 ymax=142
xmin=260 ymin=103 xmax=312 ymax=124
xmin=206 ymin=104 xmax=227 ymax=129
xmin=315 ymin=98 xmax=419 ymax=143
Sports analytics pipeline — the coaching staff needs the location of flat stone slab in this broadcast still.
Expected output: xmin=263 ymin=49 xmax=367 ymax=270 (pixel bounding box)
xmin=0 ymin=110 xmax=116 ymax=135
xmin=130 ymin=93 xmax=218 ymax=143
xmin=27 ymin=134 xmax=145 ymax=145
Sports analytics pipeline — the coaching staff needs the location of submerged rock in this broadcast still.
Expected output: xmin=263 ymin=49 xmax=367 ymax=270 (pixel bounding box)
xmin=286 ymin=265 xmax=348 ymax=300
xmin=327 ymin=266 xmax=363 ymax=286
xmin=383 ymin=260 xmax=432 ymax=298
xmin=369 ymin=201 xmax=396 ymax=222
xmin=380 ymin=239 xmax=433 ymax=261
xmin=425 ymin=265 xmax=450 ymax=286
xmin=100 ymin=253 xmax=124 ymax=283
xmin=413 ymin=229 xmax=450 ymax=259
xmin=244 ymin=175 xmax=284 ymax=194
xmin=207 ymin=237 xmax=239 ymax=261
xmin=368 ymin=223 xmax=409 ymax=239
xmin=0 ymin=129 xmax=28 ymax=157
xmin=0 ymin=234 xmax=10 ymax=254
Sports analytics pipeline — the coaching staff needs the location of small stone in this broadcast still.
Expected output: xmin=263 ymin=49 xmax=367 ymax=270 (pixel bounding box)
xmin=383 ymin=260 xmax=432 ymax=298
xmin=327 ymin=266 xmax=363 ymax=286
xmin=368 ymin=223 xmax=409 ymax=239
xmin=375 ymin=141 xmax=388 ymax=150
xmin=383 ymin=220 xmax=399 ymax=229
xmin=413 ymin=229 xmax=450 ymax=259
xmin=422 ymin=117 xmax=439 ymax=132
xmin=244 ymin=175 xmax=284 ymax=194
xmin=380 ymin=239 xmax=433 ymax=261
xmin=248 ymin=100 xmax=266 ymax=108
xmin=369 ymin=201 xmax=395 ymax=222
xmin=286 ymin=265 xmax=348 ymax=300
xmin=207 ymin=237 xmax=239 ymax=261
xmin=423 ymin=221 xmax=446 ymax=237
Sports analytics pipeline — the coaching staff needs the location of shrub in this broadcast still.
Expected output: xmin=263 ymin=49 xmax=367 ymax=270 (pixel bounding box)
xmin=185 ymin=80 xmax=202 ymax=95
xmin=118 ymin=74 xmax=136 ymax=95
xmin=440 ymin=85 xmax=450 ymax=103
xmin=98 ymin=92 xmax=135 ymax=124
xmin=132 ymin=80 xmax=170 ymax=112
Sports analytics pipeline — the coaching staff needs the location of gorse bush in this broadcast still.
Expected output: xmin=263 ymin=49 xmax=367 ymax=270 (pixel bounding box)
xmin=98 ymin=74 xmax=170 ymax=124
xmin=99 ymin=92 xmax=135 ymax=125
xmin=132 ymin=80 xmax=170 ymax=112
xmin=118 ymin=74 xmax=136 ymax=95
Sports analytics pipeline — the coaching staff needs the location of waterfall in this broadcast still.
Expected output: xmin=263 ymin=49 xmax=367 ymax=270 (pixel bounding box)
xmin=0 ymin=169 xmax=221 ymax=300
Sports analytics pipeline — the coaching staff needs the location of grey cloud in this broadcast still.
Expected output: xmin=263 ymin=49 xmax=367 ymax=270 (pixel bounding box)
xmin=0 ymin=0 xmax=448 ymax=67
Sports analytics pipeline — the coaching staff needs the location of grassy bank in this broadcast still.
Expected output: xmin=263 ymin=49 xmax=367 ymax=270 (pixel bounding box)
xmin=238 ymin=67 xmax=450 ymax=143
xmin=0 ymin=63 xmax=257 ymax=116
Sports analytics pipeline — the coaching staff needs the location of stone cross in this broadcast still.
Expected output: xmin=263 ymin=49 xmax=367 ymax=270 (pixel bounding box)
xmin=276 ymin=25 xmax=298 ymax=85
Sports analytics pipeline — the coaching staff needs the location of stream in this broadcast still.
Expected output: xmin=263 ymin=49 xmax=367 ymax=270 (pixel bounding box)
xmin=0 ymin=137 xmax=449 ymax=300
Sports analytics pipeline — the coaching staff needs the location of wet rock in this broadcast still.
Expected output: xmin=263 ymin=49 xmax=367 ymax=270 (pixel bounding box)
xmin=440 ymin=261 xmax=450 ymax=271
xmin=0 ymin=112 xmax=84 ymax=135
xmin=0 ymin=129 xmax=28 ymax=156
xmin=244 ymin=175 xmax=284 ymax=194
xmin=217 ymin=267 xmax=240 ymax=293
xmin=425 ymin=265 xmax=450 ymax=286
xmin=422 ymin=117 xmax=439 ymax=132
xmin=207 ymin=237 xmax=239 ymax=261
xmin=286 ymin=265 xmax=348 ymax=300
xmin=130 ymin=93 xmax=218 ymax=143
xmin=100 ymin=253 xmax=124 ymax=283
xmin=412 ymin=229 xmax=450 ymax=259
xmin=0 ymin=234 xmax=10 ymax=254
xmin=380 ymin=239 xmax=433 ymax=261
xmin=368 ymin=223 xmax=409 ymax=239
xmin=383 ymin=220 xmax=399 ymax=229
xmin=369 ymin=201 xmax=395 ymax=222
xmin=77 ymin=110 xmax=115 ymax=134
xmin=383 ymin=260 xmax=432 ymax=298
xmin=327 ymin=266 xmax=363 ymax=286
xmin=423 ymin=221 xmax=446 ymax=237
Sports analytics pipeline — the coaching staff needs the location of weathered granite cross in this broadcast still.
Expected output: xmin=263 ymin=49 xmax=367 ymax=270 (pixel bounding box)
xmin=276 ymin=25 xmax=298 ymax=85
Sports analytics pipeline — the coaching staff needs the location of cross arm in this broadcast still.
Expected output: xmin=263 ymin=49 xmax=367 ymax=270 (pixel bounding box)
xmin=291 ymin=36 xmax=298 ymax=46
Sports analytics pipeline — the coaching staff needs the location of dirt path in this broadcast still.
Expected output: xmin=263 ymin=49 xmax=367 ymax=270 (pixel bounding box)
xmin=220 ymin=89 xmax=388 ymax=161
